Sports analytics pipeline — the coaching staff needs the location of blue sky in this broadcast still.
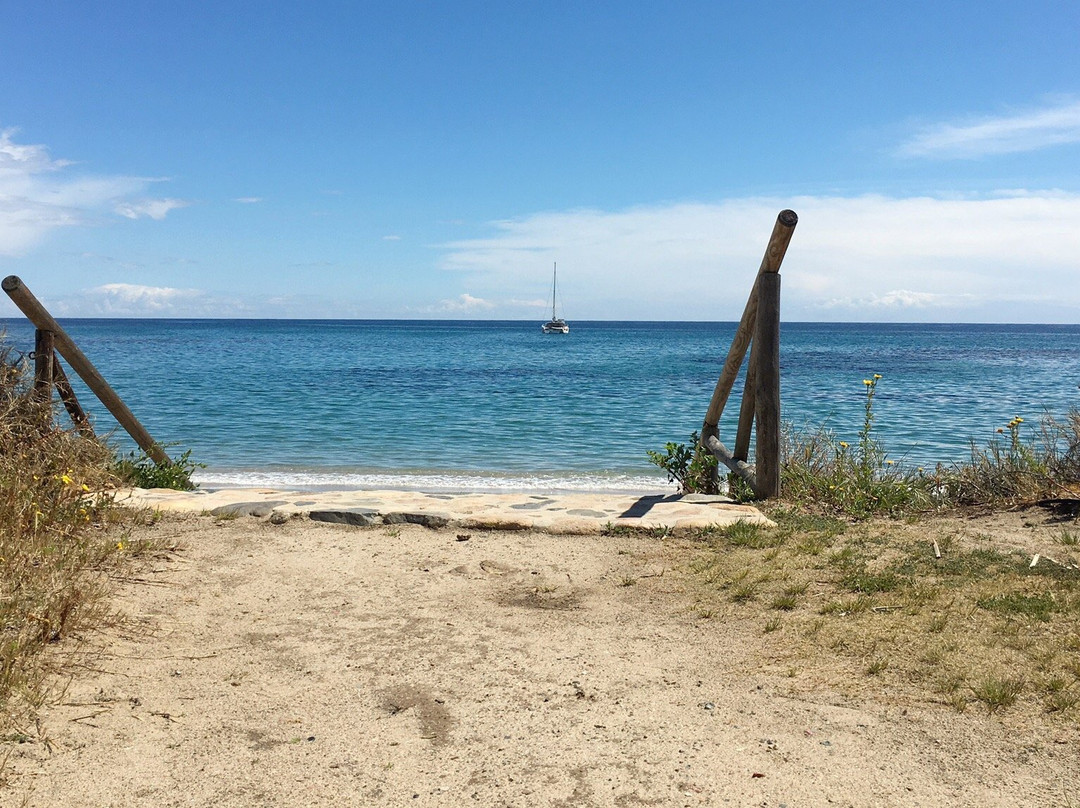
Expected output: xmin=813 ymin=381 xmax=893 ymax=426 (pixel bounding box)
xmin=2 ymin=1 xmax=1079 ymax=321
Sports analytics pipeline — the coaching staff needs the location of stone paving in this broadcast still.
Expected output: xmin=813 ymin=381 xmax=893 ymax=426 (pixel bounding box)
xmin=118 ymin=487 xmax=774 ymax=533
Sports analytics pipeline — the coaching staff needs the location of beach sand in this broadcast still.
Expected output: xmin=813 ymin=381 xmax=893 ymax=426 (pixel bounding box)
xmin=5 ymin=499 xmax=1077 ymax=807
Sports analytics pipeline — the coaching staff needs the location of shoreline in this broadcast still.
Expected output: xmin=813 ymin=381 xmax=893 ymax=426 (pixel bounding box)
xmin=191 ymin=468 xmax=672 ymax=497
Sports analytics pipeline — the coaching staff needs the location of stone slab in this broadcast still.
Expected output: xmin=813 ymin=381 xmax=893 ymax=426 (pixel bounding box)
xmin=116 ymin=487 xmax=775 ymax=534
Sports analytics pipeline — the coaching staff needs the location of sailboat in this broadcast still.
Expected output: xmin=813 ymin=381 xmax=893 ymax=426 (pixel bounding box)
xmin=541 ymin=262 xmax=570 ymax=334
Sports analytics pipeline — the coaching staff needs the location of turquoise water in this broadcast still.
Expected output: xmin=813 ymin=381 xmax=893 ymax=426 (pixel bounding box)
xmin=2 ymin=319 xmax=1078 ymax=492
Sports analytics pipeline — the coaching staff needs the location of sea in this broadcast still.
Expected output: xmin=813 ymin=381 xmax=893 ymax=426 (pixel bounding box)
xmin=2 ymin=319 xmax=1078 ymax=493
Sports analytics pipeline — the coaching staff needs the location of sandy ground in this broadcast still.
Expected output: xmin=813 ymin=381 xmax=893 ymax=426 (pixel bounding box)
xmin=5 ymin=512 xmax=1078 ymax=807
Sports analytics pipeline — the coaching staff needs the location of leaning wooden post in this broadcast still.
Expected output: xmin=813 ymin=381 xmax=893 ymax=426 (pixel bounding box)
xmin=34 ymin=329 xmax=55 ymax=402
xmin=733 ymin=342 xmax=758 ymax=463
xmin=753 ymin=272 xmax=782 ymax=498
xmin=52 ymin=357 xmax=95 ymax=438
xmin=700 ymin=209 xmax=798 ymax=443
xmin=2 ymin=276 xmax=171 ymax=466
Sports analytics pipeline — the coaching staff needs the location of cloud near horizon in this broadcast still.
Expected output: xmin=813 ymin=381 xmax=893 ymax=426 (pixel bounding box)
xmin=0 ymin=129 xmax=187 ymax=255
xmin=439 ymin=193 xmax=1080 ymax=322
xmin=898 ymin=98 xmax=1080 ymax=159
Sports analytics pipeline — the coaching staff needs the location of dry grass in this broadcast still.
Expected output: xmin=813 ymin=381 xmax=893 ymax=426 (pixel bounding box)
xmin=685 ymin=508 xmax=1080 ymax=720
xmin=0 ymin=345 xmax=143 ymax=741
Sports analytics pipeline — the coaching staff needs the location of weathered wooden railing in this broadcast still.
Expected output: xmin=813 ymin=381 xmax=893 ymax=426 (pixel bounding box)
xmin=2 ymin=275 xmax=171 ymax=466
xmin=700 ymin=209 xmax=798 ymax=499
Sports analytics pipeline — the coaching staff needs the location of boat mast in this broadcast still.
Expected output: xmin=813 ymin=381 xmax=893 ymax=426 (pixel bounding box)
xmin=551 ymin=262 xmax=557 ymax=320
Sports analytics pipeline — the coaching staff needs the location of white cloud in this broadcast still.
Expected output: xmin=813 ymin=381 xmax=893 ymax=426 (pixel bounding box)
xmin=898 ymin=99 xmax=1080 ymax=158
xmin=41 ymin=284 xmax=390 ymax=319
xmin=823 ymin=289 xmax=964 ymax=309
xmin=382 ymin=234 xmax=402 ymax=241
xmin=234 ymin=196 xmax=263 ymax=204
xmin=434 ymin=293 xmax=496 ymax=312
xmin=58 ymin=283 xmax=207 ymax=316
xmin=0 ymin=129 xmax=187 ymax=255
xmin=438 ymin=193 xmax=1080 ymax=322
xmin=115 ymin=198 xmax=188 ymax=220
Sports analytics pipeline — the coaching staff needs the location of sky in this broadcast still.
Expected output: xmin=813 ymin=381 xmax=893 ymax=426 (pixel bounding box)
xmin=1 ymin=0 xmax=1079 ymax=322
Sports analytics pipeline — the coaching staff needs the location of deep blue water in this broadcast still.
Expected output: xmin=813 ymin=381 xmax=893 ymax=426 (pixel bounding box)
xmin=2 ymin=319 xmax=1078 ymax=492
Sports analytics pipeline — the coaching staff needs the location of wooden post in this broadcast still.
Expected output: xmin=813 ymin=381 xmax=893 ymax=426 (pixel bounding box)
xmin=753 ymin=272 xmax=781 ymax=498
xmin=2 ymin=275 xmax=170 ymax=466
xmin=703 ymin=434 xmax=757 ymax=489
xmin=701 ymin=209 xmax=797 ymax=440
xmin=34 ymin=329 xmax=54 ymax=402
xmin=733 ymin=341 xmax=758 ymax=462
xmin=52 ymin=356 xmax=95 ymax=437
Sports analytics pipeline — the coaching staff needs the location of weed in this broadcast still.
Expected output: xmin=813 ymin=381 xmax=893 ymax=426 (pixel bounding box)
xmin=821 ymin=596 xmax=873 ymax=616
xmin=1056 ymin=529 xmax=1079 ymax=547
xmin=866 ymin=657 xmax=889 ymax=676
xmin=977 ymin=592 xmax=1058 ymax=622
xmin=971 ymin=675 xmax=1024 ymax=713
xmin=770 ymin=593 xmax=798 ymax=611
xmin=730 ymin=582 xmax=758 ymax=603
xmin=1044 ymin=686 xmax=1079 ymax=713
xmin=795 ymin=536 xmax=830 ymax=555
xmin=113 ymin=447 xmax=203 ymax=491
xmin=618 ymin=576 xmax=637 ymax=587
xmin=1043 ymin=676 xmax=1068 ymax=694
xmin=803 ymin=618 xmax=825 ymax=638
xmin=927 ymin=614 xmax=949 ymax=633
xmin=764 ymin=616 xmax=782 ymax=633
xmin=718 ymin=520 xmax=768 ymax=548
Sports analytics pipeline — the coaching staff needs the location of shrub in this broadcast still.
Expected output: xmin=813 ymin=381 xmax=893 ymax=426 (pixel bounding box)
xmin=113 ymin=447 xmax=203 ymax=491
xmin=780 ymin=375 xmax=933 ymax=517
xmin=0 ymin=342 xmax=123 ymax=732
xmin=647 ymin=431 xmax=719 ymax=495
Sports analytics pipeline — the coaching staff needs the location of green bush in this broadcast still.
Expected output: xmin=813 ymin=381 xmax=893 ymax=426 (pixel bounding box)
xmin=647 ymin=431 xmax=719 ymax=494
xmin=113 ymin=447 xmax=203 ymax=491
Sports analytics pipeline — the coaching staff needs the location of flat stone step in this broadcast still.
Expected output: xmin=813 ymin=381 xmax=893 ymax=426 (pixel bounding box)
xmin=118 ymin=488 xmax=775 ymax=533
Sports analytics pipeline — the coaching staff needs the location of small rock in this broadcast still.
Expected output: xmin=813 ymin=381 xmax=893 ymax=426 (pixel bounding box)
xmin=308 ymin=508 xmax=380 ymax=527
xmin=384 ymin=512 xmax=451 ymax=529
xmin=681 ymin=493 xmax=733 ymax=503
xmin=211 ymin=501 xmax=287 ymax=518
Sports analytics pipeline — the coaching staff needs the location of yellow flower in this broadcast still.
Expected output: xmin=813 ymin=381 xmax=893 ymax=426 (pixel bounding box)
xmin=81 ymin=484 xmax=90 ymax=492
xmin=839 ymin=441 xmax=849 ymax=448
xmin=1015 ymin=417 xmax=1023 ymax=423
xmin=60 ymin=474 xmax=73 ymax=485
xmin=116 ymin=542 xmax=125 ymax=551
xmin=885 ymin=460 xmax=895 ymax=465
xmin=873 ymin=374 xmax=882 ymax=379
xmin=863 ymin=379 xmax=871 ymax=385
